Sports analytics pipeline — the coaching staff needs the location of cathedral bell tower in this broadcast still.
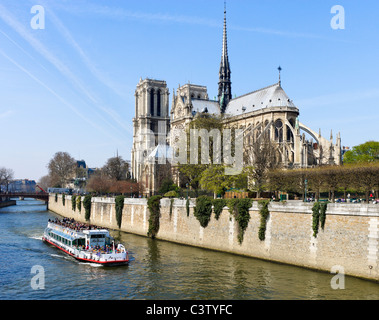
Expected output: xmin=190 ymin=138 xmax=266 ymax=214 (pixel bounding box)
xmin=218 ymin=4 xmax=232 ymax=113
xmin=131 ymin=78 xmax=170 ymax=194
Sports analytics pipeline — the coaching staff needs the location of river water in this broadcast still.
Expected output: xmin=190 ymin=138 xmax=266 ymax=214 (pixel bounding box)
xmin=0 ymin=198 xmax=378 ymax=301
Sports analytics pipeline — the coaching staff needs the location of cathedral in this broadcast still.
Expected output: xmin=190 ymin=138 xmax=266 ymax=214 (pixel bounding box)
xmin=131 ymin=7 xmax=342 ymax=195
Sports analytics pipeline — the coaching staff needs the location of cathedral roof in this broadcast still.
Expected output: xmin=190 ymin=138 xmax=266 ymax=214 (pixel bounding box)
xmin=224 ymin=82 xmax=297 ymax=116
xmin=191 ymin=99 xmax=221 ymax=115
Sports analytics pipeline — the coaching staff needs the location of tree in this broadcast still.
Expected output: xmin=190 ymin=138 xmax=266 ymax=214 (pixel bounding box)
xmin=47 ymin=152 xmax=76 ymax=188
xmin=86 ymin=170 xmax=112 ymax=195
xmin=244 ymin=131 xmax=281 ymax=198
xmin=158 ymin=177 xmax=179 ymax=195
xmin=102 ymin=156 xmax=130 ymax=181
xmin=199 ymin=164 xmax=245 ymax=198
xmin=109 ymin=180 xmax=139 ymax=195
xmin=344 ymin=141 xmax=379 ymax=164
xmin=178 ymin=114 xmax=224 ymax=190
xmin=37 ymin=175 xmax=52 ymax=191
xmin=307 ymin=167 xmax=325 ymax=201
xmin=322 ymin=166 xmax=340 ymax=202
xmin=0 ymin=167 xmax=14 ymax=193
xmin=352 ymin=163 xmax=379 ymax=203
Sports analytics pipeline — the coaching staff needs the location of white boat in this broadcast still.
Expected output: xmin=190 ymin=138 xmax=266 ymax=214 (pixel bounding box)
xmin=42 ymin=219 xmax=129 ymax=266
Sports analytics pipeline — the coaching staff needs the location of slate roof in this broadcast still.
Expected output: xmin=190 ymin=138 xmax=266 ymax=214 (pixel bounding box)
xmin=191 ymin=99 xmax=221 ymax=115
xmin=224 ymin=83 xmax=297 ymax=116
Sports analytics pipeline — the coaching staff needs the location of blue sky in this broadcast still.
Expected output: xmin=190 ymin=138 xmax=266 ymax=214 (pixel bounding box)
xmin=0 ymin=0 xmax=378 ymax=181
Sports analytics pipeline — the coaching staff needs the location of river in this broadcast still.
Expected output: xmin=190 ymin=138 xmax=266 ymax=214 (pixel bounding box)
xmin=0 ymin=198 xmax=378 ymax=301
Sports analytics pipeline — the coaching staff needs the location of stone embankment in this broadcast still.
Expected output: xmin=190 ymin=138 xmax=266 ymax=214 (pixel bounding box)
xmin=0 ymin=198 xmax=16 ymax=208
xmin=48 ymin=194 xmax=379 ymax=282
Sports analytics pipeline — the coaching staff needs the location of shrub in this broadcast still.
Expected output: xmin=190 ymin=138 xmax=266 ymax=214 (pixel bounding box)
xmin=320 ymin=202 xmax=328 ymax=230
xmin=312 ymin=202 xmax=321 ymax=237
xmin=235 ymin=198 xmax=253 ymax=244
xmin=115 ymin=195 xmax=125 ymax=229
xmin=312 ymin=202 xmax=328 ymax=237
xmin=164 ymin=190 xmax=178 ymax=198
xmin=227 ymin=198 xmax=252 ymax=244
xmin=258 ymin=199 xmax=270 ymax=241
xmin=147 ymin=195 xmax=162 ymax=239
xmin=213 ymin=199 xmax=226 ymax=220
xmin=71 ymin=195 xmax=76 ymax=211
xmin=169 ymin=198 xmax=174 ymax=219
xmin=76 ymin=195 xmax=82 ymax=212
xmin=83 ymin=195 xmax=92 ymax=221
xmin=194 ymin=196 xmax=213 ymax=228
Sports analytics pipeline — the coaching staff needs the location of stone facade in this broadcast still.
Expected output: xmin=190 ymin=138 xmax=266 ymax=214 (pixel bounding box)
xmin=49 ymin=194 xmax=379 ymax=282
xmin=131 ymin=78 xmax=170 ymax=195
xmin=131 ymin=9 xmax=342 ymax=194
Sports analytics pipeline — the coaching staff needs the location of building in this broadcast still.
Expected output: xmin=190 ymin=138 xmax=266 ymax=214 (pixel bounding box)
xmin=7 ymin=179 xmax=36 ymax=193
xmin=132 ymin=6 xmax=342 ymax=195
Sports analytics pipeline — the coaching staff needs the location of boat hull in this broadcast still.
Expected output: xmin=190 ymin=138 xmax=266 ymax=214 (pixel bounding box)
xmin=42 ymin=236 xmax=129 ymax=266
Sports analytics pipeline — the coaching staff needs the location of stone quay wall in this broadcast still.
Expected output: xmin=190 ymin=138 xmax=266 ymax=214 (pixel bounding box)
xmin=48 ymin=194 xmax=379 ymax=282
xmin=0 ymin=199 xmax=16 ymax=208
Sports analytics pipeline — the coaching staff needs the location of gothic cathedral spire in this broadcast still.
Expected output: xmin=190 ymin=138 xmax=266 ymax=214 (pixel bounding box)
xmin=218 ymin=2 xmax=232 ymax=113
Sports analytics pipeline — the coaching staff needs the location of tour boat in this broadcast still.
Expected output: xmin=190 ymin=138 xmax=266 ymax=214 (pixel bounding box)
xmin=42 ymin=219 xmax=129 ymax=266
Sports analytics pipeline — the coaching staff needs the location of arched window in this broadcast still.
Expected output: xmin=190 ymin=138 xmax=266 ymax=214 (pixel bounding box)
xmin=157 ymin=90 xmax=161 ymax=117
xmin=275 ymin=119 xmax=283 ymax=142
xmin=255 ymin=122 xmax=261 ymax=140
xmin=287 ymin=119 xmax=295 ymax=142
xmin=264 ymin=120 xmax=271 ymax=140
xmin=150 ymin=89 xmax=155 ymax=116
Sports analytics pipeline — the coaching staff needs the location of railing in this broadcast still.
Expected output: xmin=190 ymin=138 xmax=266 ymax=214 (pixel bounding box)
xmin=0 ymin=192 xmax=48 ymax=200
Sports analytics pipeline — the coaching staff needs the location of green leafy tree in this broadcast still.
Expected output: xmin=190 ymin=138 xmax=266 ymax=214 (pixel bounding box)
xmin=344 ymin=141 xmax=379 ymax=164
xmin=158 ymin=178 xmax=179 ymax=195
xmin=199 ymin=165 xmax=246 ymax=198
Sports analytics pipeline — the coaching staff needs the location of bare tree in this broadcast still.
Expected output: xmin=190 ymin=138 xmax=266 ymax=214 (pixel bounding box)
xmin=47 ymin=152 xmax=76 ymax=188
xmin=0 ymin=167 xmax=14 ymax=193
xmin=37 ymin=175 xmax=52 ymax=191
xmin=102 ymin=156 xmax=130 ymax=181
xmin=86 ymin=170 xmax=112 ymax=195
xmin=244 ymin=131 xmax=281 ymax=198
